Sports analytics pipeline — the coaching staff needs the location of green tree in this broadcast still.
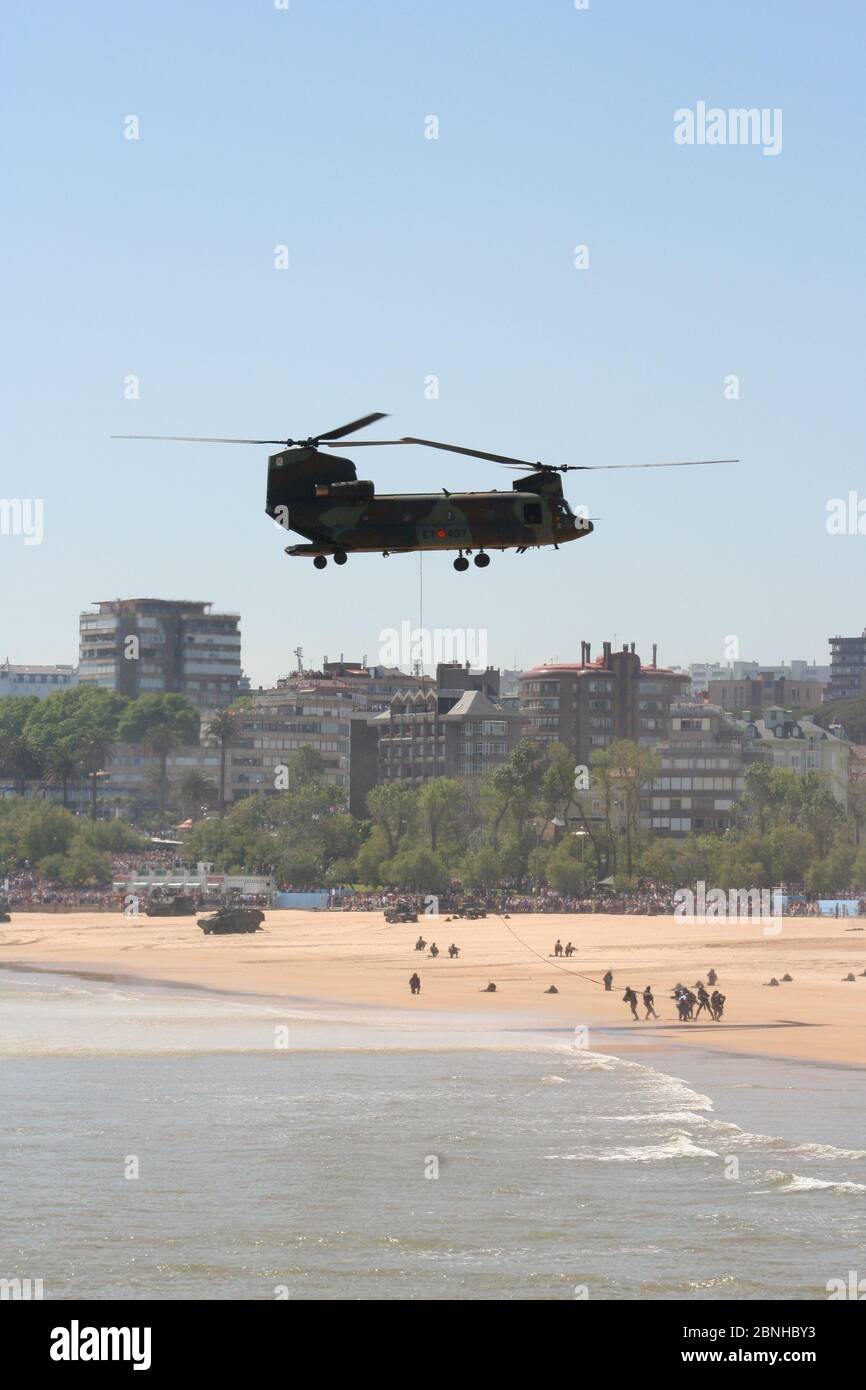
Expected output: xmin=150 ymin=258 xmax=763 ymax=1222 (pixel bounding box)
xmin=366 ymin=781 xmax=418 ymax=858
xmin=592 ymin=740 xmax=660 ymax=876
xmin=797 ymin=774 xmax=845 ymax=857
xmin=540 ymin=742 xmax=578 ymax=825
xmin=850 ymin=846 xmax=866 ymax=891
xmin=482 ymin=739 xmax=544 ymax=845
xmin=176 ymin=769 xmax=218 ymax=821
xmin=13 ymin=801 xmax=78 ymax=864
xmin=57 ymin=687 xmax=127 ymax=820
xmin=383 ymin=847 xmax=450 ymax=893
xmin=118 ymin=694 xmax=201 ymax=821
xmin=56 ymin=842 xmax=113 ymax=886
xmin=0 ymin=696 xmax=44 ymax=794
xmin=760 ymin=825 xmax=815 ymax=883
xmin=417 ymin=777 xmax=473 ymax=854
xmin=740 ymin=764 xmax=801 ymax=835
xmin=546 ymin=840 xmax=593 ymax=896
xmin=354 ymin=828 xmax=391 ymax=887
xmin=459 ymin=844 xmax=503 ymax=892
xmin=206 ymin=706 xmax=244 ymax=818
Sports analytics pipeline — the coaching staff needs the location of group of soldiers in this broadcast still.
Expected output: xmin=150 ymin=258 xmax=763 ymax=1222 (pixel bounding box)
xmin=414 ymin=936 xmax=460 ymax=959
xmin=620 ymin=972 xmax=726 ymax=1023
xmin=671 ymin=981 xmax=726 ymax=1022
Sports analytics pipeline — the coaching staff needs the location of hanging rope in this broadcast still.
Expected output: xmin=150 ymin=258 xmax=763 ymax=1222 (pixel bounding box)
xmin=491 ymin=911 xmax=607 ymax=984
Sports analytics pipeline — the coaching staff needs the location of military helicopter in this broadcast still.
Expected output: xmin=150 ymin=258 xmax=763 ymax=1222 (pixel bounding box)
xmin=113 ymin=413 xmax=735 ymax=572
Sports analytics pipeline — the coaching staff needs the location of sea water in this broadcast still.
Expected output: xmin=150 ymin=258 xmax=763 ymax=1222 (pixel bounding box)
xmin=0 ymin=969 xmax=864 ymax=1300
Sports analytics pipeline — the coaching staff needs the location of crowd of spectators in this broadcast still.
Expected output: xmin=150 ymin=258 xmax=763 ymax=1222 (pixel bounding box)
xmin=330 ymin=884 xmax=866 ymax=917
xmin=1 ymin=869 xmax=122 ymax=910
xmin=3 ymin=864 xmax=865 ymax=917
xmin=1 ymin=850 xmax=276 ymax=913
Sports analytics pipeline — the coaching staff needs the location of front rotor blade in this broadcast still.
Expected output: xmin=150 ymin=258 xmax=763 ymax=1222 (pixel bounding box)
xmin=110 ymin=434 xmax=286 ymax=444
xmin=325 ymin=439 xmax=410 ymax=448
xmin=316 ymin=412 xmax=388 ymax=441
xmin=396 ymin=436 xmax=540 ymax=468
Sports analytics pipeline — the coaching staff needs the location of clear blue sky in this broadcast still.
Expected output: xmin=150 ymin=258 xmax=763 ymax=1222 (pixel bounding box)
xmin=3 ymin=0 xmax=864 ymax=684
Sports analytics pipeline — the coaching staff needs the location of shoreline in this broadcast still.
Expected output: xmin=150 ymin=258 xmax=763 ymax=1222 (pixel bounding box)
xmin=1 ymin=908 xmax=864 ymax=1068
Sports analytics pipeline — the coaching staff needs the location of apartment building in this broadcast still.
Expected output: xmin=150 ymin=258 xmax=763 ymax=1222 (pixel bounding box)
xmin=0 ymin=662 xmax=77 ymax=698
xmin=828 ymin=631 xmax=866 ymax=702
xmin=520 ymin=640 xmax=689 ymax=766
xmin=640 ymin=701 xmax=747 ymax=836
xmin=78 ymin=599 xmax=243 ymax=711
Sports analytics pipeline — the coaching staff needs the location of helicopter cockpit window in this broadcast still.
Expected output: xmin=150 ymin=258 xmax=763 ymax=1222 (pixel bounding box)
xmin=523 ymin=502 xmax=543 ymax=524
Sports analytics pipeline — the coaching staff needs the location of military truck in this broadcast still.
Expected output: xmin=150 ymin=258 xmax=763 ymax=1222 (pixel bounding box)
xmin=454 ymin=903 xmax=487 ymax=920
xmin=198 ymin=905 xmax=265 ymax=935
xmin=145 ymin=893 xmax=197 ymax=917
xmin=384 ymin=905 xmax=418 ymax=924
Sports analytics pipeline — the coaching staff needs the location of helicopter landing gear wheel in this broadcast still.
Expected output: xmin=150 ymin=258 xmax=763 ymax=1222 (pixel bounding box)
xmin=474 ymin=552 xmax=490 ymax=568
xmin=333 ymin=550 xmax=348 ymax=565
xmin=313 ymin=555 xmax=327 ymax=570
xmin=453 ymin=554 xmax=469 ymax=572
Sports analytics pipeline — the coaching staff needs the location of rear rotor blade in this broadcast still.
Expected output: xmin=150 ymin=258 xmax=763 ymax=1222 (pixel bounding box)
xmin=569 ymin=458 xmax=738 ymax=472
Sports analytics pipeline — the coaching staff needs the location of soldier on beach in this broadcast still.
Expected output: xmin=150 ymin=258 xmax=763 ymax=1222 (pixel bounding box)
xmin=623 ymin=986 xmax=639 ymax=1021
xmin=409 ymin=972 xmax=421 ymax=995
xmin=643 ymin=985 xmax=658 ymax=1019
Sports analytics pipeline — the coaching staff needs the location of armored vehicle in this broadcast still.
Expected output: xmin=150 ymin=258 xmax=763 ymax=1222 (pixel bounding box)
xmin=0 ymin=897 xmax=10 ymax=923
xmin=198 ymin=906 xmax=265 ymax=935
xmin=384 ymin=905 xmax=418 ymax=924
xmin=145 ymin=893 xmax=197 ymax=917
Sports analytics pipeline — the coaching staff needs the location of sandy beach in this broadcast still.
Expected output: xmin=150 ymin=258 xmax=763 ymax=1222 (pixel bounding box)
xmin=1 ymin=908 xmax=864 ymax=1066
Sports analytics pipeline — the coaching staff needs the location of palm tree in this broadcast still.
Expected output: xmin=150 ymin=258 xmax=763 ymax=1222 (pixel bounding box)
xmin=117 ymin=695 xmax=201 ymax=823
xmin=177 ymin=769 xmax=218 ymax=822
xmin=206 ymin=707 xmax=243 ymax=818
xmin=42 ymin=741 xmax=82 ymax=808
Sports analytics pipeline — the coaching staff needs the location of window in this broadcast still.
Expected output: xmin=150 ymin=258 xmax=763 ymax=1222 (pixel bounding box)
xmin=522 ymin=502 xmax=542 ymax=524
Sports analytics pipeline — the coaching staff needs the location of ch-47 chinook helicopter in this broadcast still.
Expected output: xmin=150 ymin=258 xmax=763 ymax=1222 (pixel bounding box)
xmin=113 ymin=413 xmax=735 ymax=571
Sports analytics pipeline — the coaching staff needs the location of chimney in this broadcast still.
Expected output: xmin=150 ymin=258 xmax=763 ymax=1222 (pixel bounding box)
xmin=652 ymin=643 xmax=657 ymax=667
xmin=603 ymin=641 xmax=611 ymax=666
xmin=630 ymin=642 xmax=635 ymax=654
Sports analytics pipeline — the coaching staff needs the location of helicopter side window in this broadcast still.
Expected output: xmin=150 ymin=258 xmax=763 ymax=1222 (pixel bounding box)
xmin=523 ymin=502 xmax=542 ymax=524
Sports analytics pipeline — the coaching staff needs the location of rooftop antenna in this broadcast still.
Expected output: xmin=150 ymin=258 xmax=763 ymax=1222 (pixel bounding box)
xmin=293 ymin=645 xmax=304 ymax=674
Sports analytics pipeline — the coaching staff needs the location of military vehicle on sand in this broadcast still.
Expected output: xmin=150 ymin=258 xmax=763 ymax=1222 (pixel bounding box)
xmin=198 ymin=906 xmax=265 ymax=935
xmin=145 ymin=893 xmax=197 ymax=917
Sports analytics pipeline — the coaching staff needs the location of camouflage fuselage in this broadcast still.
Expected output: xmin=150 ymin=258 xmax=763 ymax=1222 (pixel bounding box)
xmin=266 ymin=448 xmax=593 ymax=555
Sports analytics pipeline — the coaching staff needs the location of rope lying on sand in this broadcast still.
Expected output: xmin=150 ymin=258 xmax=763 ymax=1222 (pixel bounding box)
xmin=491 ymin=912 xmax=607 ymax=985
